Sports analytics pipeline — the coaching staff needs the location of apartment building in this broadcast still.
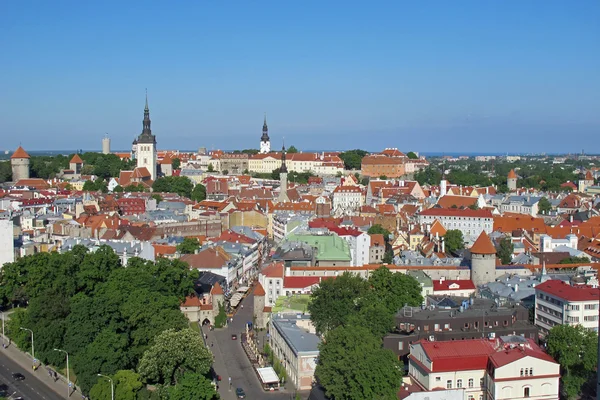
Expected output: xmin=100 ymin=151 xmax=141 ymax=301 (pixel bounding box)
xmin=534 ymin=279 xmax=600 ymax=335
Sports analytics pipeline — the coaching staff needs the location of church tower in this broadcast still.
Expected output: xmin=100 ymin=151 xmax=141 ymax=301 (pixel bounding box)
xmin=260 ymin=114 xmax=271 ymax=154
xmin=277 ymin=143 xmax=289 ymax=203
xmin=134 ymin=91 xmax=157 ymax=180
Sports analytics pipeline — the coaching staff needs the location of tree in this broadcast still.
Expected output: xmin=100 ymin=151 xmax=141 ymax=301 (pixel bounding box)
xmin=406 ymin=151 xmax=418 ymax=159
xmin=113 ymin=185 xmax=124 ymax=193
xmin=307 ymin=273 xmax=370 ymax=335
xmin=172 ymin=158 xmax=181 ymax=170
xmin=138 ymin=328 xmax=212 ymax=385
xmin=379 ymin=175 xmax=388 ymax=180
xmin=207 ymin=163 xmax=214 ymax=172
xmin=382 ymin=251 xmax=394 ymax=264
xmin=547 ymin=324 xmax=598 ymax=399
xmin=152 ymin=176 xmax=193 ymax=198
xmin=538 ymin=197 xmax=552 ymax=215
xmin=124 ymin=183 xmax=146 ymax=192
xmin=191 ymin=184 xmax=207 ymax=202
xmin=214 ymin=301 xmax=227 ymax=328
xmin=339 ymin=150 xmax=368 ymax=170
xmin=443 ymin=230 xmax=464 ymax=254
xmin=271 ymin=168 xmax=280 ymax=180
xmin=559 ymin=256 xmax=590 ymax=264
xmin=151 ymin=194 xmax=162 ymax=203
xmin=287 ymin=145 xmax=298 ymax=153
xmin=166 ymin=372 xmax=218 ymax=400
xmin=176 ymin=237 xmax=200 ymax=254
xmin=496 ymin=237 xmax=514 ymax=265
xmin=90 ymin=370 xmax=143 ymax=400
xmin=315 ymin=325 xmax=402 ymax=400
xmin=368 ymin=266 xmax=423 ymax=315
xmin=367 ymin=224 xmax=391 ymax=238
xmin=222 ymin=169 xmax=228 ymax=175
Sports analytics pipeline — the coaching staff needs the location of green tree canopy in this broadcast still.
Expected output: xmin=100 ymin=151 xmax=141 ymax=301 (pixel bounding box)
xmin=406 ymin=151 xmax=418 ymax=159
xmin=367 ymin=224 xmax=391 ymax=238
xmin=166 ymin=372 xmax=218 ymax=400
xmin=172 ymin=158 xmax=181 ymax=170
xmin=138 ymin=328 xmax=212 ymax=386
xmin=316 ymin=325 xmax=403 ymax=400
xmin=339 ymin=149 xmax=368 ymax=170
xmin=191 ymin=184 xmax=207 ymax=202
xmin=368 ymin=266 xmax=423 ymax=315
xmin=307 ymin=273 xmax=370 ymax=335
xmin=538 ymin=197 xmax=552 ymax=214
xmin=547 ymin=324 xmax=598 ymax=399
xmin=496 ymin=237 xmax=514 ymax=265
xmin=559 ymin=256 xmax=591 ymax=264
xmin=443 ymin=229 xmax=464 ymax=254
xmin=90 ymin=370 xmax=144 ymax=400
xmin=152 ymin=176 xmax=193 ymax=198
xmin=176 ymin=237 xmax=200 ymax=254
xmin=207 ymin=164 xmax=214 ymax=172
xmin=286 ymin=145 xmax=299 ymax=153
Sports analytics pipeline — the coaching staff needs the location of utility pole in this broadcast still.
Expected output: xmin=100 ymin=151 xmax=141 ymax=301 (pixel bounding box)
xmin=54 ymin=349 xmax=69 ymax=399
xmin=97 ymin=373 xmax=114 ymax=400
xmin=19 ymin=327 xmax=34 ymax=365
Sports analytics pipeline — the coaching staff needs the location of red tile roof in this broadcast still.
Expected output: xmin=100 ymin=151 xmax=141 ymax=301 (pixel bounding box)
xmin=433 ymin=279 xmax=476 ymax=291
xmin=211 ymin=282 xmax=224 ymax=295
xmin=470 ymin=231 xmax=497 ymax=254
xmin=415 ymin=339 xmax=496 ymax=372
xmin=535 ymin=280 xmax=600 ymax=302
xmin=488 ymin=339 xmax=556 ymax=367
xmin=420 ymin=208 xmax=493 ymax=218
xmin=370 ymin=233 xmax=385 ymax=247
xmin=283 ymin=276 xmax=320 ymax=289
xmin=507 ymin=169 xmax=517 ymax=179
xmin=70 ymin=154 xmax=83 ymax=164
xmin=261 ymin=262 xmax=284 ymax=279
xmin=181 ymin=295 xmax=203 ymax=307
xmin=254 ymin=282 xmax=266 ymax=296
xmin=436 ymin=195 xmax=477 ymax=209
xmin=11 ymin=146 xmax=30 ymax=159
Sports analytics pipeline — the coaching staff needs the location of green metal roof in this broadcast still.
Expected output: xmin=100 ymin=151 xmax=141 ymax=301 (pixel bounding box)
xmin=285 ymin=233 xmax=351 ymax=261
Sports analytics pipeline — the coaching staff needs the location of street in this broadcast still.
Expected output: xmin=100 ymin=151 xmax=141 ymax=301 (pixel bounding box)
xmin=0 ymin=351 xmax=64 ymax=400
xmin=204 ymin=291 xmax=299 ymax=400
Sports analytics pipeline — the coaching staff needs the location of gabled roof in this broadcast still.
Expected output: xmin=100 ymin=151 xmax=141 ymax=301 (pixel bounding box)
xmin=70 ymin=154 xmax=83 ymax=164
xmin=261 ymin=262 xmax=284 ymax=278
xmin=433 ymin=279 xmax=476 ymax=291
xmin=415 ymin=339 xmax=496 ymax=372
xmin=11 ymin=146 xmax=30 ymax=159
xmin=211 ymin=282 xmax=224 ymax=295
xmin=283 ymin=276 xmax=320 ymax=289
xmin=535 ymin=280 xmax=599 ymax=302
xmin=470 ymin=231 xmax=497 ymax=254
xmin=429 ymin=219 xmax=447 ymax=237
xmin=437 ymin=195 xmax=477 ymax=209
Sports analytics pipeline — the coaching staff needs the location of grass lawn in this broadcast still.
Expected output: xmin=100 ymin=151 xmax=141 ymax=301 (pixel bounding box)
xmin=189 ymin=321 xmax=201 ymax=333
xmin=272 ymin=294 xmax=311 ymax=313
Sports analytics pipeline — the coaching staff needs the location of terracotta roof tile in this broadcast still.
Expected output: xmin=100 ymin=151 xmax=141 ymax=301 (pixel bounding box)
xmin=11 ymin=146 xmax=30 ymax=159
xmin=470 ymin=231 xmax=497 ymax=254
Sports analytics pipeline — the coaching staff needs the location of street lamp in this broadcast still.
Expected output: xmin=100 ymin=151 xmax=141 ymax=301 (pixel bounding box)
xmin=54 ymin=348 xmax=69 ymax=400
xmin=1 ymin=311 xmax=5 ymax=347
xmin=19 ymin=327 xmax=34 ymax=363
xmin=97 ymin=373 xmax=114 ymax=400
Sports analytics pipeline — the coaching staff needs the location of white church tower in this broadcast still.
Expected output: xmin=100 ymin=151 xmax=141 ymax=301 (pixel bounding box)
xmin=260 ymin=114 xmax=271 ymax=154
xmin=134 ymin=90 xmax=157 ymax=180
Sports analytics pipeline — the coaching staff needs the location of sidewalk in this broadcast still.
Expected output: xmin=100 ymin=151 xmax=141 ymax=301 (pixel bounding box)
xmin=0 ymin=334 xmax=81 ymax=398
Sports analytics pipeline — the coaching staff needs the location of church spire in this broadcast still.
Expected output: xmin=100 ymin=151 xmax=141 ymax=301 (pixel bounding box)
xmin=280 ymin=141 xmax=288 ymax=173
xmin=138 ymin=90 xmax=155 ymax=144
xmin=144 ymin=88 xmax=149 ymax=112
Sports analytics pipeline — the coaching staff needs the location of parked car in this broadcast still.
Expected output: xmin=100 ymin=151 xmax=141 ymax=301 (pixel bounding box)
xmin=231 ymin=334 xmax=237 ymax=340
xmin=235 ymin=387 xmax=246 ymax=399
xmin=12 ymin=372 xmax=25 ymax=381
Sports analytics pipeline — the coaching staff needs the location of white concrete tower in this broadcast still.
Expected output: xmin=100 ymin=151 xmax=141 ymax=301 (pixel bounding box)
xmin=135 ymin=90 xmax=157 ymax=180
xmin=260 ymin=113 xmax=271 ymax=154
xmin=102 ymin=134 xmax=111 ymax=155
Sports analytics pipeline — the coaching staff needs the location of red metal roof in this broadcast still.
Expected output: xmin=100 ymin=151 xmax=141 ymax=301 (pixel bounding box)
xmin=283 ymin=276 xmax=320 ymax=289
xmin=432 ymin=279 xmax=476 ymax=291
xmin=417 ymin=339 xmax=496 ymax=372
xmin=419 ymin=208 xmax=493 ymax=218
xmin=535 ymin=280 xmax=600 ymax=302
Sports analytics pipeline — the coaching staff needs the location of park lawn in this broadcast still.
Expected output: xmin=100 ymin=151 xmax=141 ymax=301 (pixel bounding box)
xmin=272 ymin=294 xmax=311 ymax=313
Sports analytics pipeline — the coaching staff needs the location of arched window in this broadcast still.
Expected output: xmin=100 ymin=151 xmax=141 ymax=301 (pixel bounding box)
xmin=524 ymin=387 xmax=530 ymax=397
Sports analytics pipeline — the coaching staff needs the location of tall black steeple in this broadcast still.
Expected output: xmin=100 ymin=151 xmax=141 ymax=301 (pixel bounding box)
xmin=280 ymin=142 xmax=288 ymax=173
xmin=138 ymin=89 xmax=156 ymax=144
xmin=261 ymin=113 xmax=270 ymax=142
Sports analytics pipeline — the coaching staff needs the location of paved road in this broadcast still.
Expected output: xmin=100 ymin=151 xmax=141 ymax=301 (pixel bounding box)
xmin=0 ymin=351 xmax=64 ymax=400
xmin=205 ymin=291 xmax=300 ymax=400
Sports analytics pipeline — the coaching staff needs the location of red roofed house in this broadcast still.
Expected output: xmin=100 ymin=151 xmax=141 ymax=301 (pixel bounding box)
xmin=432 ymin=278 xmax=476 ymax=297
xmin=259 ymin=262 xmax=284 ymax=306
xmin=180 ymin=246 xmax=232 ymax=283
xmin=332 ymin=185 xmax=363 ymax=215
xmin=369 ymin=233 xmax=386 ymax=264
xmin=534 ymin=279 xmax=600 ymax=335
xmin=283 ymin=276 xmax=320 ymax=296
xmin=408 ymin=336 xmax=559 ymax=400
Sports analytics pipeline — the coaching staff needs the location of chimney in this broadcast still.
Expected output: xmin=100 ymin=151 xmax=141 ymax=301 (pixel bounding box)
xmin=441 ymin=237 xmax=445 ymax=253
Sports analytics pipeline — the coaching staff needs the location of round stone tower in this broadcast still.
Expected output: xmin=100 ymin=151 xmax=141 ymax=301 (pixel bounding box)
xmin=11 ymin=146 xmax=30 ymax=182
xmin=507 ymin=169 xmax=517 ymax=192
xmin=470 ymin=231 xmax=497 ymax=287
xmin=253 ymin=282 xmax=267 ymax=329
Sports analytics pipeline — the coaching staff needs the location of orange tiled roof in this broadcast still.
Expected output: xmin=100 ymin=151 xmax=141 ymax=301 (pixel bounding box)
xmin=254 ymin=282 xmax=266 ymax=296
xmin=70 ymin=154 xmax=83 ymax=164
xmin=507 ymin=169 xmax=517 ymax=179
xmin=470 ymin=231 xmax=497 ymax=254
xmin=11 ymin=146 xmax=30 ymax=159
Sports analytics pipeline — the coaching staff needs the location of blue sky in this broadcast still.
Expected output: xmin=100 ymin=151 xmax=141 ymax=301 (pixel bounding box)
xmin=1 ymin=1 xmax=599 ymax=153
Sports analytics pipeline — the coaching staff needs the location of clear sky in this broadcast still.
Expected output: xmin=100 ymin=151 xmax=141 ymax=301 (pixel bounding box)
xmin=1 ymin=1 xmax=599 ymax=153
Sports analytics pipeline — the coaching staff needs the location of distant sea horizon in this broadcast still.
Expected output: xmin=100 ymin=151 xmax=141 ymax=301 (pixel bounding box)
xmin=0 ymin=149 xmax=595 ymax=160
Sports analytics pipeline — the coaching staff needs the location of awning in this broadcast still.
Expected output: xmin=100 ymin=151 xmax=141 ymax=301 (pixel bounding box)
xmin=237 ymin=286 xmax=250 ymax=293
xmin=256 ymin=367 xmax=279 ymax=384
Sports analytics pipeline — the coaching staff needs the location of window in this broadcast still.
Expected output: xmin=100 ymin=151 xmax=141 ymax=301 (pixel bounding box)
xmin=435 ymin=377 xmax=441 ymax=382
xmin=468 ymin=378 xmax=474 ymax=388
xmin=524 ymin=387 xmax=530 ymax=397
xmin=398 ymin=342 xmax=404 ymax=351
xmin=520 ymin=368 xmax=524 ymax=376
xmin=468 ymin=396 xmax=474 ymax=400
xmin=446 ymin=380 xmax=452 ymax=389
xmin=457 ymin=379 xmax=462 ymax=388
xmin=480 ymin=378 xmax=484 ymax=388
xmin=529 ymin=368 xmax=533 ymax=376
